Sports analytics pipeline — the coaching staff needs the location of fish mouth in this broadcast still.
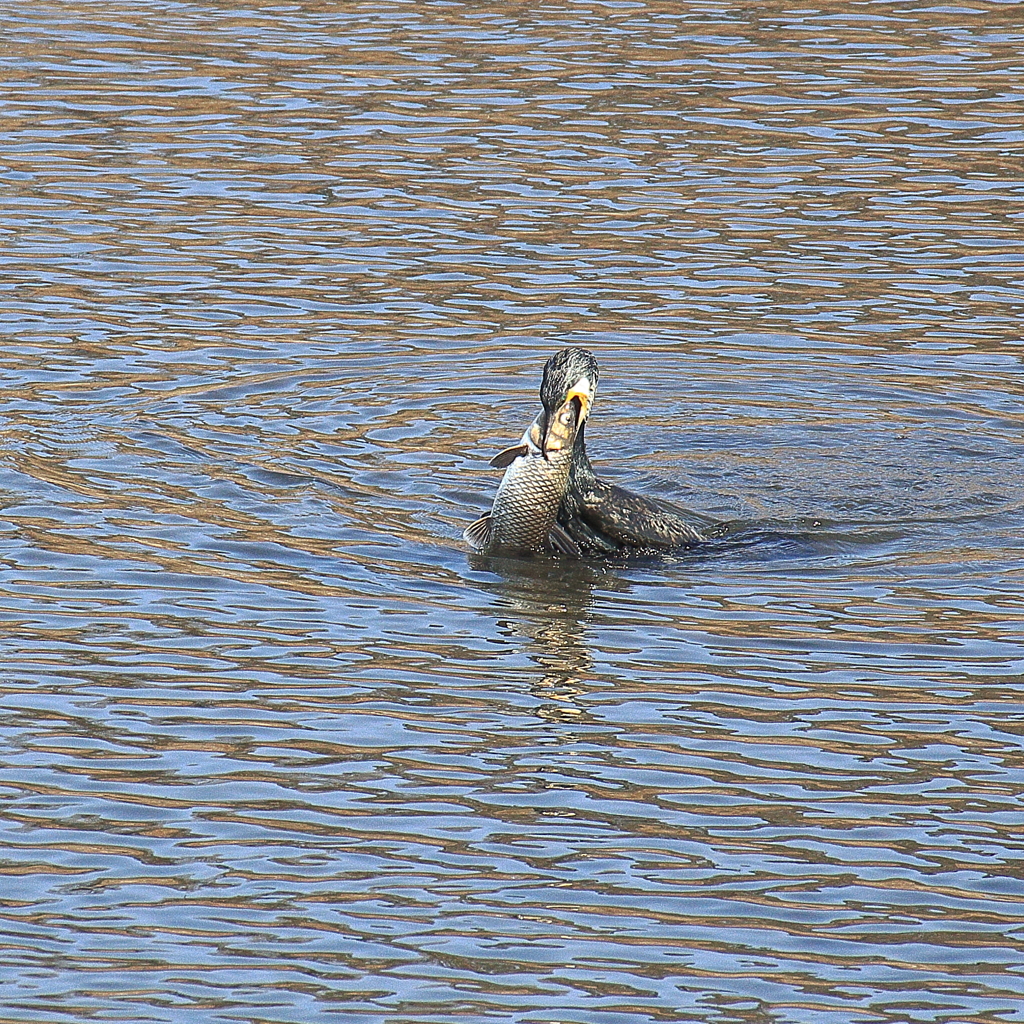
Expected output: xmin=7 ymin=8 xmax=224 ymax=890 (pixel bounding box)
xmin=541 ymin=395 xmax=582 ymax=460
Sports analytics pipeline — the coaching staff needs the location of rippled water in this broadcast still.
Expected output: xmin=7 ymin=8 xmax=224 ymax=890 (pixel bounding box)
xmin=2 ymin=2 xmax=1023 ymax=1022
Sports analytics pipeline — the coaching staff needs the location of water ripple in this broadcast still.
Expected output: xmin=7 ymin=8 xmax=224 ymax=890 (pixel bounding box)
xmin=2 ymin=2 xmax=1023 ymax=1023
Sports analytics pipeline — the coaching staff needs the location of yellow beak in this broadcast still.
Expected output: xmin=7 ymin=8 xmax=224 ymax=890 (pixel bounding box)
xmin=565 ymin=377 xmax=594 ymax=421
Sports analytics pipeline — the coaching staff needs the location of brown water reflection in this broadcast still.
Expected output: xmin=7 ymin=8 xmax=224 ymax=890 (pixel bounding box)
xmin=2 ymin=2 xmax=1023 ymax=1023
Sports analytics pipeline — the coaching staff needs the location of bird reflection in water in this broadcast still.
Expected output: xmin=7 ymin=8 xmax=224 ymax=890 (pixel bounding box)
xmin=468 ymin=551 xmax=617 ymax=721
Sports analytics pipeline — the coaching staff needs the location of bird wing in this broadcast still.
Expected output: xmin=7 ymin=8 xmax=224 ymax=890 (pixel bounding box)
xmin=578 ymin=480 xmax=706 ymax=551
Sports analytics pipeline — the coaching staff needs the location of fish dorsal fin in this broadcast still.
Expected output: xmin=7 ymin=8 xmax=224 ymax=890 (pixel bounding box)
xmin=547 ymin=522 xmax=581 ymax=558
xmin=463 ymin=514 xmax=494 ymax=551
xmin=489 ymin=444 xmax=528 ymax=469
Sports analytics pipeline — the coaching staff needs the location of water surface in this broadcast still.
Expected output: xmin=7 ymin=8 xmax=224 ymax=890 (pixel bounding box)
xmin=2 ymin=2 xmax=1023 ymax=1022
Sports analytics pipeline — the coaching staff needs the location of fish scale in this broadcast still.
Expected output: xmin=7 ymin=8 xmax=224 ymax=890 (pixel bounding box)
xmin=487 ymin=448 xmax=573 ymax=551
xmin=463 ymin=401 xmax=582 ymax=558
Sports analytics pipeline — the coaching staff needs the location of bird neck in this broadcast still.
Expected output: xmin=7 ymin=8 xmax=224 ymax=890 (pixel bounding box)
xmin=570 ymin=421 xmax=597 ymax=485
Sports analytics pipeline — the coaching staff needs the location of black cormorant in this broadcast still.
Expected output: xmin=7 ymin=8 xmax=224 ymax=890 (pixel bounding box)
xmin=539 ymin=348 xmax=709 ymax=555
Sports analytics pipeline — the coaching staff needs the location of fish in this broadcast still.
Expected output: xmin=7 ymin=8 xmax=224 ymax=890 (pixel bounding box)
xmin=463 ymin=397 xmax=582 ymax=558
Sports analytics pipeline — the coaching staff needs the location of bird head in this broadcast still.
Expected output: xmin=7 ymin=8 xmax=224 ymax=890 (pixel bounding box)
xmin=540 ymin=347 xmax=599 ymax=425
xmin=533 ymin=348 xmax=599 ymax=459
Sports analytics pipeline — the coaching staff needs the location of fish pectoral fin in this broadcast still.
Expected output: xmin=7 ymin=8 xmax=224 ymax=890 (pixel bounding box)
xmin=546 ymin=522 xmax=581 ymax=559
xmin=463 ymin=514 xmax=494 ymax=551
xmin=489 ymin=444 xmax=528 ymax=469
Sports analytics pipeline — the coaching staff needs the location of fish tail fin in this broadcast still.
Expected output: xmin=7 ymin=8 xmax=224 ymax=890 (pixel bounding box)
xmin=463 ymin=514 xmax=494 ymax=551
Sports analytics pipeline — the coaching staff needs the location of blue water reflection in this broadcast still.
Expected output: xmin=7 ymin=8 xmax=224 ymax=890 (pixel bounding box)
xmin=2 ymin=1 xmax=1023 ymax=1022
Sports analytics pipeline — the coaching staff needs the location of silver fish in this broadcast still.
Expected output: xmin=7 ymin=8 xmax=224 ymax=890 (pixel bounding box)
xmin=464 ymin=398 xmax=582 ymax=557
